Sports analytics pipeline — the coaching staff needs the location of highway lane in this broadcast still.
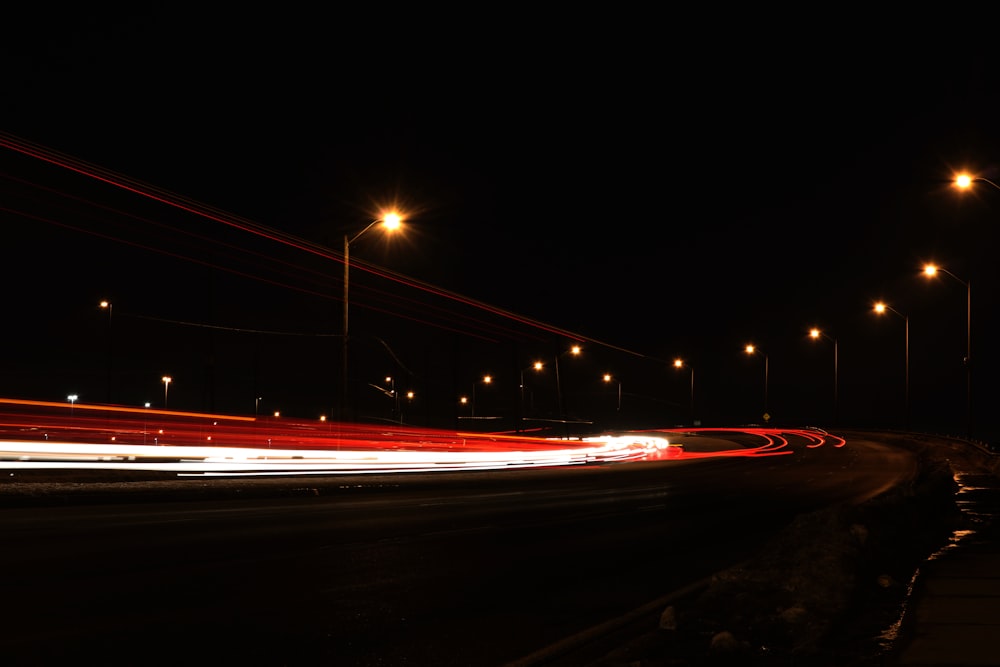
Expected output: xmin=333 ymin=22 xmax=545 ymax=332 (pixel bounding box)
xmin=0 ymin=431 xmax=917 ymax=666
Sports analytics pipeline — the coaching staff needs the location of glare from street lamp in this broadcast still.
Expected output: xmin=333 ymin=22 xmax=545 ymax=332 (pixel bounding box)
xmin=953 ymin=172 xmax=1000 ymax=191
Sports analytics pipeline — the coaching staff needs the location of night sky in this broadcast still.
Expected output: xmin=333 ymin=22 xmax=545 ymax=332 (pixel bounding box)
xmin=4 ymin=11 xmax=1000 ymax=440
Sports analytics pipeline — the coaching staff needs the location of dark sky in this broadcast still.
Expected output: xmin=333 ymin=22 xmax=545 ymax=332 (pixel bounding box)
xmin=4 ymin=10 xmax=1000 ymax=439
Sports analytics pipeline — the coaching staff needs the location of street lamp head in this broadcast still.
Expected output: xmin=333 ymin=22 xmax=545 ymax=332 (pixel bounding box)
xmin=874 ymin=302 xmax=887 ymax=315
xmin=809 ymin=328 xmax=821 ymax=339
xmin=67 ymin=394 xmax=78 ymax=403
xmin=923 ymin=263 xmax=938 ymax=278
xmin=381 ymin=211 xmax=403 ymax=230
xmin=162 ymin=376 xmax=172 ymax=385
xmin=570 ymin=345 xmax=582 ymax=356
xmin=602 ymin=373 xmax=612 ymax=383
xmin=745 ymin=344 xmax=756 ymax=355
xmin=483 ymin=375 xmax=492 ymax=384
xmin=674 ymin=358 xmax=684 ymax=369
xmin=954 ymin=172 xmax=974 ymax=190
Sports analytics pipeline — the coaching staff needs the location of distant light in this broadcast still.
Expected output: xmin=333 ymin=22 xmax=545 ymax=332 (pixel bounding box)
xmin=874 ymin=302 xmax=887 ymax=314
xmin=954 ymin=173 xmax=974 ymax=190
xmin=809 ymin=328 xmax=821 ymax=339
xmin=923 ymin=264 xmax=938 ymax=278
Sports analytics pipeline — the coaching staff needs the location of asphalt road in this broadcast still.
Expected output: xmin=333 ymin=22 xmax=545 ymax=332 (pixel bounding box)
xmin=0 ymin=432 xmax=917 ymax=666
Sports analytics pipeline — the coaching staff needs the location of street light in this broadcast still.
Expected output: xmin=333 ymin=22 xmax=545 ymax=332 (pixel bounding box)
xmin=953 ymin=172 xmax=1000 ymax=192
xmin=67 ymin=394 xmax=78 ymax=418
xmin=519 ymin=361 xmax=543 ymax=432
xmin=808 ymin=328 xmax=839 ymax=425
xmin=462 ymin=374 xmax=493 ymax=419
xmin=673 ymin=358 xmax=695 ymax=424
xmin=99 ymin=300 xmax=112 ymax=403
xmin=342 ymin=211 xmax=403 ymax=421
xmin=922 ymin=263 xmax=971 ymax=438
xmin=554 ymin=344 xmax=582 ymax=424
xmin=874 ymin=301 xmax=909 ymax=429
xmin=162 ymin=376 xmax=172 ymax=409
xmin=744 ymin=344 xmax=768 ymax=420
xmin=602 ymin=373 xmax=622 ymax=412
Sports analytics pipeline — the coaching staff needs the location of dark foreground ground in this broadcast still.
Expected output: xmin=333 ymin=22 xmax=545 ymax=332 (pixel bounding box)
xmin=581 ymin=431 xmax=1000 ymax=667
xmin=1 ymin=431 xmax=996 ymax=666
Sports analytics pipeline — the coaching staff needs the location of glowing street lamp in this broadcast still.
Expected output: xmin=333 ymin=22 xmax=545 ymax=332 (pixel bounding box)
xmin=67 ymin=393 xmax=78 ymax=417
xmin=554 ymin=344 xmax=582 ymax=424
xmin=463 ymin=374 xmax=493 ymax=419
xmin=162 ymin=376 xmax=172 ymax=409
xmin=519 ymin=361 xmax=544 ymax=432
xmin=874 ymin=301 xmax=909 ymax=429
xmin=922 ymin=263 xmax=971 ymax=438
xmin=602 ymin=373 xmax=622 ymax=412
xmin=99 ymin=300 xmax=113 ymax=403
xmin=808 ymin=328 xmax=839 ymax=425
xmin=342 ymin=210 xmax=403 ymax=421
xmin=953 ymin=172 xmax=1000 ymax=192
xmin=673 ymin=358 xmax=695 ymax=424
xmin=744 ymin=344 xmax=768 ymax=420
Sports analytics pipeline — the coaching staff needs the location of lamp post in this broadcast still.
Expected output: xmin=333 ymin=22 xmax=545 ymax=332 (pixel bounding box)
xmin=67 ymin=394 xmax=78 ymax=418
xmin=602 ymin=373 xmax=622 ymax=412
xmin=462 ymin=375 xmax=492 ymax=419
xmin=519 ymin=361 xmax=543 ymax=432
xmin=744 ymin=344 xmax=768 ymax=420
xmin=99 ymin=300 xmax=112 ymax=403
xmin=385 ymin=376 xmax=400 ymax=423
xmin=922 ymin=263 xmax=971 ymax=438
xmin=874 ymin=301 xmax=909 ymax=429
xmin=342 ymin=211 xmax=402 ymax=422
xmin=673 ymin=358 xmax=695 ymax=424
xmin=808 ymin=328 xmax=839 ymax=425
xmin=162 ymin=376 xmax=172 ymax=410
xmin=554 ymin=344 xmax=582 ymax=424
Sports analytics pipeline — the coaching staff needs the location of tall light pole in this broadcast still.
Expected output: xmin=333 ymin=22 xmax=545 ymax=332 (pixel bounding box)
xmin=99 ymin=300 xmax=112 ymax=403
xmin=462 ymin=375 xmax=492 ymax=420
xmin=602 ymin=373 xmax=622 ymax=412
xmin=923 ymin=263 xmax=971 ymax=438
xmin=162 ymin=376 xmax=172 ymax=410
xmin=554 ymin=344 xmax=582 ymax=424
xmin=874 ymin=301 xmax=909 ymax=429
xmin=519 ymin=361 xmax=543 ymax=432
xmin=744 ymin=344 xmax=768 ymax=421
xmin=673 ymin=358 xmax=695 ymax=425
xmin=808 ymin=328 xmax=838 ymax=425
xmin=342 ymin=211 xmax=403 ymax=422
xmin=67 ymin=394 xmax=78 ymax=418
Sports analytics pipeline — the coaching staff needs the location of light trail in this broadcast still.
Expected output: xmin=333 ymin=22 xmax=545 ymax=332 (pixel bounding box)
xmin=0 ymin=400 xmax=849 ymax=477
